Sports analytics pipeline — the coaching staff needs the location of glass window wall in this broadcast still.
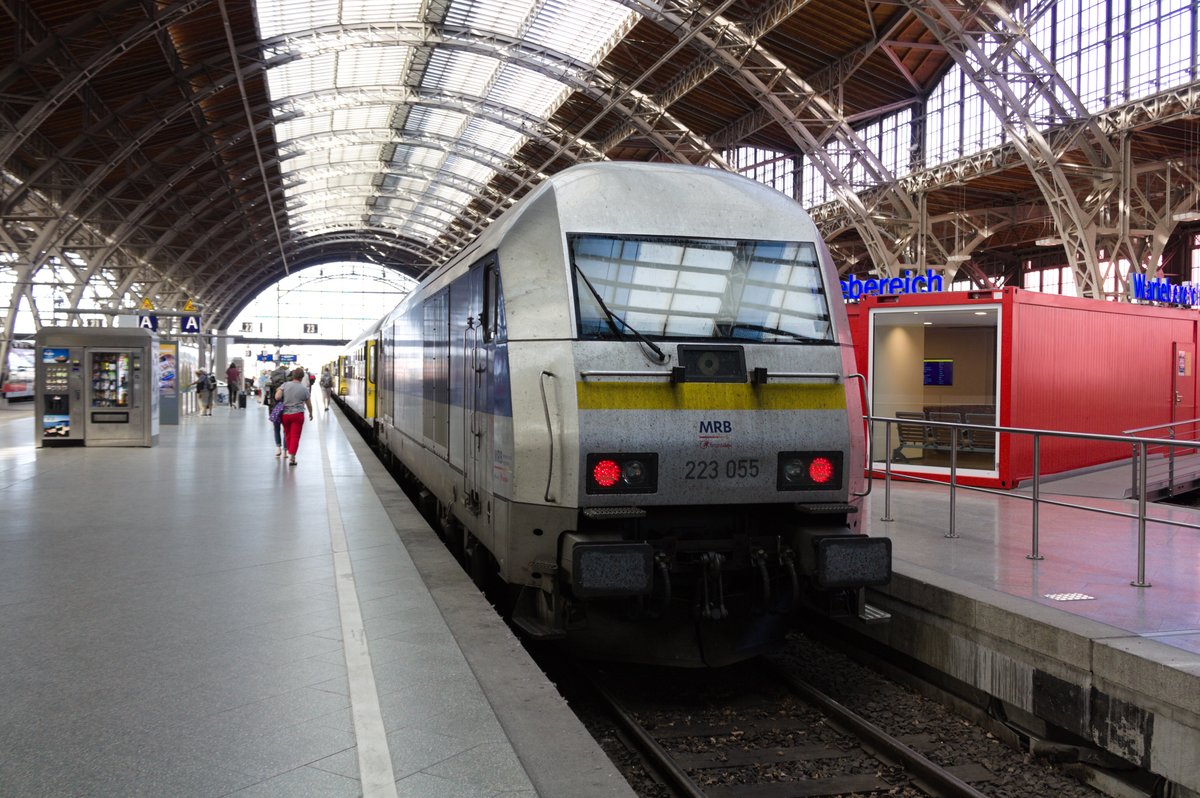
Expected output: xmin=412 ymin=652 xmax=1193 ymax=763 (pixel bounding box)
xmin=870 ymin=306 xmax=1000 ymax=474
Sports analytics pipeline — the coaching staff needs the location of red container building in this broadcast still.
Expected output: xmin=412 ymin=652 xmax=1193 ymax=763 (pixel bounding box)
xmin=846 ymin=287 xmax=1198 ymax=488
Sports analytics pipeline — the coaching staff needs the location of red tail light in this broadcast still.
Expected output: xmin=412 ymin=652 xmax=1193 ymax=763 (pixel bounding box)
xmin=592 ymin=459 xmax=622 ymax=488
xmin=808 ymin=457 xmax=835 ymax=484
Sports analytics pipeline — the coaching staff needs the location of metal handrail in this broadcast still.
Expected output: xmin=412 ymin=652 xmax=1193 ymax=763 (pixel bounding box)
xmin=1122 ymin=417 xmax=1200 ymax=499
xmin=1123 ymin=417 xmax=1200 ymax=435
xmin=867 ymin=415 xmax=1200 ymax=588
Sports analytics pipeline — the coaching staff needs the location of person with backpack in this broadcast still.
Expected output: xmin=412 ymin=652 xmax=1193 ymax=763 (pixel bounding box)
xmin=264 ymin=363 xmax=289 ymax=456
xmin=194 ymin=369 xmax=215 ymax=416
xmin=318 ymin=367 xmax=333 ymax=411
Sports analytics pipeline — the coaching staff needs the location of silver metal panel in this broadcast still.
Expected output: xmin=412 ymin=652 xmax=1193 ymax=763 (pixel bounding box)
xmin=572 ymin=340 xmax=852 ymax=505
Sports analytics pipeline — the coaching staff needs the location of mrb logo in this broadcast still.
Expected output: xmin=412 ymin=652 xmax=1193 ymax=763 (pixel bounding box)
xmin=699 ymin=420 xmax=732 ymax=434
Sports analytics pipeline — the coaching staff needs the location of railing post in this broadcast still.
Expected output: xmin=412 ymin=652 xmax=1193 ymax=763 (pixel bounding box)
xmin=1130 ymin=443 xmax=1138 ymax=499
xmin=882 ymin=418 xmax=894 ymax=522
xmin=945 ymin=425 xmax=958 ymax=538
xmin=1168 ymin=427 xmax=1176 ymax=496
xmin=1132 ymin=439 xmax=1152 ymax=587
xmin=1027 ymin=433 xmax=1044 ymax=560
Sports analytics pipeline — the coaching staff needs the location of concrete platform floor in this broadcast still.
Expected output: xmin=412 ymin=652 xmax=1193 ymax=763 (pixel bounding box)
xmin=0 ymin=398 xmax=632 ymax=798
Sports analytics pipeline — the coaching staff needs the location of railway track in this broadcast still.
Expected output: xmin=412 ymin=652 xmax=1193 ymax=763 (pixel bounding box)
xmin=584 ymin=658 xmax=995 ymax=798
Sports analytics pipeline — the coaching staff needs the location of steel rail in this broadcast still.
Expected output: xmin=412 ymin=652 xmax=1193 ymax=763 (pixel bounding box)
xmin=586 ymin=673 xmax=707 ymax=798
xmin=770 ymin=664 xmax=990 ymax=798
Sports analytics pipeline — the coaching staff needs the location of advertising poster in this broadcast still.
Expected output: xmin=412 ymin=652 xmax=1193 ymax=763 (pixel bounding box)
xmin=42 ymin=347 xmax=70 ymax=364
xmin=159 ymin=342 xmax=178 ymax=398
xmin=43 ymin=415 xmax=70 ymax=437
xmin=2 ymin=347 xmax=34 ymax=398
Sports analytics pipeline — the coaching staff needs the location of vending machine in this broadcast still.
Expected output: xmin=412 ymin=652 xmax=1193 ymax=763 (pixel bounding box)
xmin=35 ymin=327 xmax=160 ymax=447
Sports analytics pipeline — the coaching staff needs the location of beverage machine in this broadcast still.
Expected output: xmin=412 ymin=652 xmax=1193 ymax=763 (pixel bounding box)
xmin=35 ymin=327 xmax=160 ymax=447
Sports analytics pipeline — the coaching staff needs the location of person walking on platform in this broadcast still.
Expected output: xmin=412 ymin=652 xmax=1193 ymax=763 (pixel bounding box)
xmin=264 ymin=363 xmax=289 ymax=456
xmin=225 ymin=362 xmax=241 ymax=409
xmin=194 ymin=369 xmax=214 ymax=415
xmin=275 ymin=367 xmax=313 ymax=466
xmin=319 ymin=367 xmax=333 ymax=411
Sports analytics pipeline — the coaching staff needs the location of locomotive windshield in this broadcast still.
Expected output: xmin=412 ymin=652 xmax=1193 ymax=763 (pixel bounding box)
xmin=569 ymin=234 xmax=833 ymax=343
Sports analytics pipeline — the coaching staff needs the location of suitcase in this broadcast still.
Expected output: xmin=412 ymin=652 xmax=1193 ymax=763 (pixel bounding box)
xmin=237 ymin=392 xmax=247 ymax=409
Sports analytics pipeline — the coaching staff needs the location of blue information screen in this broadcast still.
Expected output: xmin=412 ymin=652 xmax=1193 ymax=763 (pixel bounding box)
xmin=923 ymin=359 xmax=953 ymax=386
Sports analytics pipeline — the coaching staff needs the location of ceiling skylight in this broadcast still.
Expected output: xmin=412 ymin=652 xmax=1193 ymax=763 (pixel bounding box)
xmin=253 ymin=0 xmax=638 ymax=256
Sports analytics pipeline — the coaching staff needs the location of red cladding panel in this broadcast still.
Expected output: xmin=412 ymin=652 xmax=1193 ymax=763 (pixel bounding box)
xmin=1007 ymin=292 xmax=1198 ymax=482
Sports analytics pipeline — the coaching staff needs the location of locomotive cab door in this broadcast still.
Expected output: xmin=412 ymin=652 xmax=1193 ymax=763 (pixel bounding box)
xmin=461 ymin=260 xmax=495 ymax=517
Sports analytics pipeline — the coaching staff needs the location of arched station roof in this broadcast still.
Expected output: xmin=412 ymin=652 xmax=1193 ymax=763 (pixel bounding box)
xmin=1 ymin=0 xmax=1197 ymax=334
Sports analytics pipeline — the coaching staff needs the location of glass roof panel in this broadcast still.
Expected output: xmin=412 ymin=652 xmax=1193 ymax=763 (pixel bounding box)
xmin=443 ymin=0 xmax=537 ymax=38
xmin=275 ymin=113 xmax=333 ymax=144
xmin=411 ymin=205 xmax=456 ymax=224
xmin=402 ymin=107 xmax=468 ymax=139
xmin=255 ymin=0 xmax=640 ymax=252
xmin=256 ymin=0 xmax=339 ymax=39
xmin=267 ymin=52 xmax=337 ymax=99
xmin=331 ymin=106 xmax=393 ymax=131
xmin=391 ymin=145 xmax=445 ymax=169
xmin=421 ymin=50 xmax=499 ymax=98
xmin=490 ymin=64 xmax=570 ymax=118
xmin=341 ymin=1 xmax=423 ymax=25
xmin=460 ymin=118 xmax=522 ymax=154
xmin=443 ymin=155 xmax=494 ymax=186
xmin=524 ymin=0 xmax=637 ymax=64
xmin=427 ymin=184 xmax=473 ymax=206
xmin=336 ymin=47 xmax=409 ymax=89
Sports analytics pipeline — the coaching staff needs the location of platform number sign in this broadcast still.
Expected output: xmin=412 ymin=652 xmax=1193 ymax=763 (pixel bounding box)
xmin=241 ymin=322 xmax=254 ymax=333
xmin=303 ymin=323 xmax=318 ymax=334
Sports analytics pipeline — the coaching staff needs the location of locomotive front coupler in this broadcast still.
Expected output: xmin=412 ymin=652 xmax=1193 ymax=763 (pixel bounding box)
xmin=697 ymin=552 xmax=728 ymax=620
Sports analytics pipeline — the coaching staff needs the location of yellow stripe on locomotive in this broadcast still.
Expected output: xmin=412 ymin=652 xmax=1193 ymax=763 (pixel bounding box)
xmin=576 ymin=381 xmax=847 ymax=412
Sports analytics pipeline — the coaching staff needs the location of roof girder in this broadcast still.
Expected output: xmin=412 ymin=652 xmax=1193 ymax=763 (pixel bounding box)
xmin=897 ymin=0 xmax=1124 ymax=296
xmin=617 ymin=0 xmax=939 ymax=275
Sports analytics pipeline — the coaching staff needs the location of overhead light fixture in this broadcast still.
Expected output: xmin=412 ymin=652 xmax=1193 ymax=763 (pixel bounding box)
xmin=923 ymin=321 xmax=933 ymax=326
xmin=1035 ymin=237 xmax=1063 ymax=246
xmin=974 ymin=311 xmax=987 ymax=316
xmin=947 ymin=254 xmax=971 ymax=263
xmin=1174 ymin=211 xmax=1200 ymax=222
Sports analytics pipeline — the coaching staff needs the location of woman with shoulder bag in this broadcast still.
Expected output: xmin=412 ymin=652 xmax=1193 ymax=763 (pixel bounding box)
xmin=265 ymin=364 xmax=289 ymax=457
xmin=274 ymin=367 xmax=314 ymax=466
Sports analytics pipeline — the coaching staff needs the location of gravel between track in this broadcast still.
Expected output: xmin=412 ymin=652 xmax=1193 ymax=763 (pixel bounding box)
xmin=569 ymin=630 xmax=1109 ymax=798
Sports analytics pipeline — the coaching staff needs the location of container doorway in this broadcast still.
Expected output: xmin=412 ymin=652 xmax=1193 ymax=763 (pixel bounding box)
xmin=869 ymin=305 xmax=1001 ymax=476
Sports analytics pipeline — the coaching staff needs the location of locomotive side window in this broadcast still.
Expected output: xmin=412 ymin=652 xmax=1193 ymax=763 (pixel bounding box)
xmin=423 ymin=289 xmax=450 ymax=448
xmin=482 ymin=262 xmax=501 ymax=343
xmin=568 ymin=234 xmax=832 ymax=343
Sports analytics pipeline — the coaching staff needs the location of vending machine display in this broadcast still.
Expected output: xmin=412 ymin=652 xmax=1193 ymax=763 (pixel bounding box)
xmin=91 ymin=352 xmax=131 ymax=408
xmin=40 ymin=346 xmax=79 ymax=439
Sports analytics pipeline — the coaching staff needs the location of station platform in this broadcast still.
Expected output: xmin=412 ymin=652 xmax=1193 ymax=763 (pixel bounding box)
xmin=856 ymin=472 xmax=1200 ymax=794
xmin=0 ymin=400 xmax=633 ymax=798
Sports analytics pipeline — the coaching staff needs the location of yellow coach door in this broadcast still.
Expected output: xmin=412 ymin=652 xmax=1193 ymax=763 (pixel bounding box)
xmin=365 ymin=340 xmax=377 ymax=420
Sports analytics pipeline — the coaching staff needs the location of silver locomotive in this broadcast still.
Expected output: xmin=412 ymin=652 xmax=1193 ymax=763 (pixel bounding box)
xmin=342 ymin=162 xmax=890 ymax=666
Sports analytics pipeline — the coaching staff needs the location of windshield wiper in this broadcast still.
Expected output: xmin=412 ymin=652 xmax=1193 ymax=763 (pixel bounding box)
xmin=722 ymin=322 xmax=831 ymax=344
xmin=572 ymin=264 xmax=667 ymax=363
